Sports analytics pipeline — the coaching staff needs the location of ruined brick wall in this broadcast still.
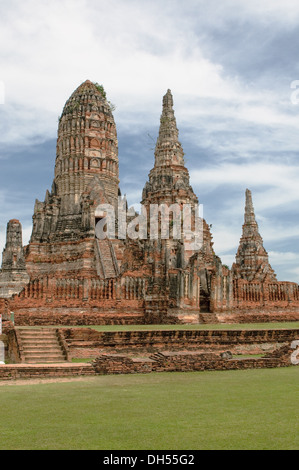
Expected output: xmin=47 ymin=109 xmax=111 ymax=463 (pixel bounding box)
xmin=217 ymin=310 xmax=299 ymax=324
xmin=2 ymin=322 xmax=21 ymax=363
xmin=91 ymin=345 xmax=296 ymax=376
xmin=8 ymin=275 xmax=147 ymax=325
xmin=60 ymin=327 xmax=299 ymax=359
xmin=232 ymin=279 xmax=299 ymax=309
xmin=0 ymin=363 xmax=95 ymax=381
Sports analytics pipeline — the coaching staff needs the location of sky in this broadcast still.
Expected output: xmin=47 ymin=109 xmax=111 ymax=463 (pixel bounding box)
xmin=0 ymin=0 xmax=299 ymax=282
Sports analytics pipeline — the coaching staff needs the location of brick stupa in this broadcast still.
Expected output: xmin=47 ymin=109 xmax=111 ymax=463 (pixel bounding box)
xmin=233 ymin=189 xmax=276 ymax=282
xmin=0 ymin=82 xmax=298 ymax=325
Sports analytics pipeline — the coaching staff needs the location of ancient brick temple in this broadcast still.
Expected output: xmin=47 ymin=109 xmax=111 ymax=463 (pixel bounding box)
xmin=0 ymin=80 xmax=298 ymax=325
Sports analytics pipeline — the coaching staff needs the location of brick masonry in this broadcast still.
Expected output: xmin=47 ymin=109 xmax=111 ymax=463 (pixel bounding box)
xmin=0 ymin=325 xmax=298 ymax=380
xmin=0 ymin=83 xmax=298 ymax=326
xmin=0 ymin=342 xmax=296 ymax=381
xmin=60 ymin=327 xmax=299 ymax=359
xmin=92 ymin=346 xmax=294 ymax=375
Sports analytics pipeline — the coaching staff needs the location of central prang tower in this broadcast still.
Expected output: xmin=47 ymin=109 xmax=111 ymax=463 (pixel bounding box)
xmin=26 ymin=81 xmax=122 ymax=280
xmin=30 ymin=80 xmax=119 ymax=244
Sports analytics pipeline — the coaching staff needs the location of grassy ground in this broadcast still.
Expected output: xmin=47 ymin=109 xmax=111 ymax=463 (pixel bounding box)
xmin=88 ymin=322 xmax=299 ymax=331
xmin=15 ymin=322 xmax=299 ymax=331
xmin=0 ymin=367 xmax=298 ymax=450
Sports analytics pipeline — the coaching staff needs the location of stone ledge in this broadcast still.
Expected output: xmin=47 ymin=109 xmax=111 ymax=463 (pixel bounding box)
xmin=0 ymin=363 xmax=95 ymax=381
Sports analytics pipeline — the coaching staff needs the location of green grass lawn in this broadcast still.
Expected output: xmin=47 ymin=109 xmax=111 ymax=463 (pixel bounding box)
xmin=15 ymin=321 xmax=299 ymax=331
xmin=0 ymin=367 xmax=298 ymax=450
xmin=88 ymin=322 xmax=299 ymax=331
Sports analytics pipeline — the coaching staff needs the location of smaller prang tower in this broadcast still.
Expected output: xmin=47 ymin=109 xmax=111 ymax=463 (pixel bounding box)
xmin=142 ymin=89 xmax=198 ymax=207
xmin=139 ymin=90 xmax=227 ymax=321
xmin=0 ymin=220 xmax=29 ymax=298
xmin=233 ymin=189 xmax=276 ymax=282
xmin=141 ymin=89 xmax=209 ymax=264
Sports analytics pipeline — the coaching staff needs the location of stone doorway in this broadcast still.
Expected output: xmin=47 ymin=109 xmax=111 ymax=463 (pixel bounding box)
xmin=199 ymin=269 xmax=211 ymax=313
xmin=200 ymin=288 xmax=210 ymax=313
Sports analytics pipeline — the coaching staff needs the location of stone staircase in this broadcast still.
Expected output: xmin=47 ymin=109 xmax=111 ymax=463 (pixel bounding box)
xmin=96 ymin=239 xmax=118 ymax=278
xmin=16 ymin=328 xmax=68 ymax=364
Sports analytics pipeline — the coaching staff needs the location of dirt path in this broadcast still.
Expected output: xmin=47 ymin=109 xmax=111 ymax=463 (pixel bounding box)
xmin=0 ymin=376 xmax=93 ymax=386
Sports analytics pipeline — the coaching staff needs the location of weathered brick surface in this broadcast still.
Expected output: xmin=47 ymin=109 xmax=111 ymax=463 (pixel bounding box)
xmin=1 ymin=328 xmax=297 ymax=380
xmin=11 ymin=307 xmax=145 ymax=326
xmin=91 ymin=344 xmax=295 ymax=376
xmin=0 ymin=83 xmax=298 ymax=326
xmin=0 ymin=220 xmax=29 ymax=298
xmin=0 ymin=363 xmax=95 ymax=381
xmin=61 ymin=327 xmax=299 ymax=359
xmin=217 ymin=311 xmax=299 ymax=323
xmin=92 ymin=355 xmax=153 ymax=375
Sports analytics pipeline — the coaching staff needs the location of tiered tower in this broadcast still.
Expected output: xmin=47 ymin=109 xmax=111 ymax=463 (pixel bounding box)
xmin=31 ymin=80 xmax=119 ymax=243
xmin=142 ymin=89 xmax=198 ymax=208
xmin=142 ymin=90 xmax=215 ymax=262
xmin=26 ymin=81 xmax=122 ymax=279
xmin=233 ymin=189 xmax=276 ymax=282
xmin=140 ymin=90 xmax=219 ymax=321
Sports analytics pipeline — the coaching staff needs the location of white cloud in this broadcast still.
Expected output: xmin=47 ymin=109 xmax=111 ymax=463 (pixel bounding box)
xmin=22 ymin=225 xmax=32 ymax=248
xmin=268 ymin=251 xmax=299 ymax=265
xmin=191 ymin=162 xmax=299 ymax=210
xmin=1 ymin=0 xmax=299 ymax=149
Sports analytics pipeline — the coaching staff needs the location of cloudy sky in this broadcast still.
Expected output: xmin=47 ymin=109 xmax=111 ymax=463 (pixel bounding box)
xmin=0 ymin=0 xmax=299 ymax=281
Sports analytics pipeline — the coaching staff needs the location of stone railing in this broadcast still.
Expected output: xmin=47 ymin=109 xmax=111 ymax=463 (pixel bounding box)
xmin=9 ymin=275 xmax=148 ymax=304
xmin=233 ymin=280 xmax=299 ymax=307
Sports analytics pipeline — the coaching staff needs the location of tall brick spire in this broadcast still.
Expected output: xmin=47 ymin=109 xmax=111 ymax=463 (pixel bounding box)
xmin=154 ymin=89 xmax=185 ymax=168
xmin=142 ymin=89 xmax=197 ymax=207
xmin=233 ymin=189 xmax=276 ymax=282
xmin=244 ymin=188 xmax=258 ymax=227
xmin=141 ymin=89 xmax=215 ymax=271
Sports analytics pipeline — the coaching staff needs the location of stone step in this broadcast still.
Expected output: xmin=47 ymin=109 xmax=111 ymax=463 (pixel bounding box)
xmin=19 ymin=335 xmax=62 ymax=344
xmin=23 ymin=352 xmax=65 ymax=360
xmin=23 ymin=357 xmax=67 ymax=364
xmin=17 ymin=328 xmax=68 ymax=364
xmin=20 ymin=336 xmax=58 ymax=342
xmin=18 ymin=332 xmax=58 ymax=338
xmin=21 ymin=338 xmax=59 ymax=344
xmin=24 ymin=353 xmax=65 ymax=360
xmin=20 ymin=335 xmax=58 ymax=340
xmin=18 ymin=328 xmax=57 ymax=333
xmin=22 ymin=345 xmax=60 ymax=352
xmin=97 ymin=239 xmax=117 ymax=278
xmin=22 ymin=346 xmax=63 ymax=353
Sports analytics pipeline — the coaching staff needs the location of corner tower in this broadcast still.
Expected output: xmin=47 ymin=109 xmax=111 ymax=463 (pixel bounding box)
xmin=233 ymin=189 xmax=276 ymax=282
xmin=0 ymin=220 xmax=29 ymax=298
